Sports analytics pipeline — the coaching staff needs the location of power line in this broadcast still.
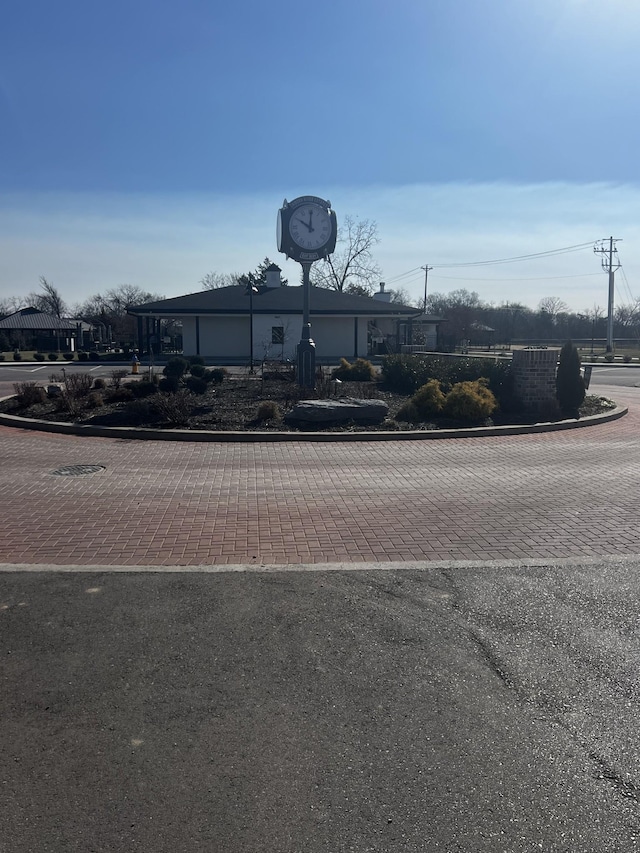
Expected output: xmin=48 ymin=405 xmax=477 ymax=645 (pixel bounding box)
xmin=384 ymin=241 xmax=597 ymax=284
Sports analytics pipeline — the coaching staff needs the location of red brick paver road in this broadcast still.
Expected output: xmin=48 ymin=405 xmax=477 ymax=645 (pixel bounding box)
xmin=1 ymin=386 xmax=638 ymax=567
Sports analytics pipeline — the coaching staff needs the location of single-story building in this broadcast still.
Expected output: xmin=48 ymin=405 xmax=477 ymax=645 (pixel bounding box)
xmin=0 ymin=308 xmax=93 ymax=352
xmin=129 ymin=269 xmax=442 ymax=362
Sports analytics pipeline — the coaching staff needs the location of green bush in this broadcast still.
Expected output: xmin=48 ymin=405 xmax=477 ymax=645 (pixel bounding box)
xmin=411 ymin=379 xmax=446 ymax=416
xmin=332 ymin=357 xmax=376 ymax=382
xmin=62 ymin=352 xmax=74 ymax=361
xmin=126 ymin=380 xmax=158 ymax=399
xmin=93 ymin=377 xmax=107 ymax=390
xmin=77 ymin=351 xmax=88 ymax=361
xmin=163 ymin=357 xmax=189 ymax=378
xmin=556 ymin=340 xmax=585 ymax=417
xmin=13 ymin=352 xmax=22 ymax=361
xmin=185 ymin=376 xmax=208 ymax=395
xmin=206 ymin=367 xmax=228 ymax=384
xmin=159 ymin=375 xmax=181 ymax=393
xmin=88 ymin=351 xmax=100 ymax=361
xmin=442 ymin=379 xmax=498 ymax=421
xmin=187 ymin=355 xmax=205 ymax=366
xmin=189 ymin=363 xmax=206 ymax=378
xmin=33 ymin=353 xmax=46 ymax=361
xmin=48 ymin=352 xmax=58 ymax=361
xmin=604 ymin=353 xmax=615 ymax=363
xmin=623 ymin=355 xmax=633 ymax=363
xmin=0 ymin=355 xmax=5 ymax=362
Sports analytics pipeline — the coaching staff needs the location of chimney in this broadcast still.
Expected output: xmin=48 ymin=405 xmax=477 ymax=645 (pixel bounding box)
xmin=373 ymin=281 xmax=391 ymax=302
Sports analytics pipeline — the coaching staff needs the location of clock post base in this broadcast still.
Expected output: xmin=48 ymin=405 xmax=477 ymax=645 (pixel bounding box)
xmin=297 ymin=326 xmax=316 ymax=388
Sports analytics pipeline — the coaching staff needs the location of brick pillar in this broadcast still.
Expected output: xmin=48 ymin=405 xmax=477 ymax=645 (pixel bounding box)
xmin=511 ymin=348 xmax=560 ymax=412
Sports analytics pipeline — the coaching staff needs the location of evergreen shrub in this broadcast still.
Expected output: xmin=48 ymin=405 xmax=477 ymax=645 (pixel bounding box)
xmin=189 ymin=363 xmax=206 ymax=378
xmin=332 ymin=358 xmax=376 ymax=382
xmin=33 ymin=353 xmax=46 ymax=361
xmin=48 ymin=353 xmax=58 ymax=360
xmin=163 ymin=357 xmax=189 ymax=378
xmin=556 ymin=341 xmax=585 ymax=416
xmin=442 ymin=379 xmax=498 ymax=421
xmin=185 ymin=376 xmax=208 ymax=395
xmin=206 ymin=368 xmax=228 ymax=384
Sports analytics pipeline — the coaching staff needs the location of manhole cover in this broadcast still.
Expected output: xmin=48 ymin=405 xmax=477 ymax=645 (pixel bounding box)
xmin=50 ymin=465 xmax=106 ymax=477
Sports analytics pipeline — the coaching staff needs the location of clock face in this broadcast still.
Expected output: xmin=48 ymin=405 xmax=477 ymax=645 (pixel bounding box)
xmin=288 ymin=203 xmax=332 ymax=250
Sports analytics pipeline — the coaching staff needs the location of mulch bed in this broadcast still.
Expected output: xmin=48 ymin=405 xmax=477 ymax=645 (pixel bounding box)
xmin=0 ymin=376 xmax=613 ymax=433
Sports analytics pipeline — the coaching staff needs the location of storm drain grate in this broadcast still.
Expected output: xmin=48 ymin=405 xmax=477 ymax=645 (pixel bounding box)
xmin=50 ymin=464 xmax=106 ymax=477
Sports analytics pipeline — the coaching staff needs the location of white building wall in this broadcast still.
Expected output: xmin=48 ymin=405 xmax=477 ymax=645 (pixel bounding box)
xmin=183 ymin=313 xmax=373 ymax=360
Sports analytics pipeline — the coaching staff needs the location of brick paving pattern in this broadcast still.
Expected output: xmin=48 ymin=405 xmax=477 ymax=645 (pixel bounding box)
xmin=0 ymin=385 xmax=638 ymax=567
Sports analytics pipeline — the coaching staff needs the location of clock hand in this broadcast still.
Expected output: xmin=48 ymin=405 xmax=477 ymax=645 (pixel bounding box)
xmin=295 ymin=217 xmax=314 ymax=232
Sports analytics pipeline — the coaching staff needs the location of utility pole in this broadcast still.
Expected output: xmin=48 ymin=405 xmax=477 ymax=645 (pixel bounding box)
xmin=594 ymin=237 xmax=621 ymax=352
xmin=421 ymin=265 xmax=433 ymax=313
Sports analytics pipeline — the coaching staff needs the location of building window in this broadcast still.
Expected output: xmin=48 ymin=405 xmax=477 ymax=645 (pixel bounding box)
xmin=272 ymin=326 xmax=284 ymax=344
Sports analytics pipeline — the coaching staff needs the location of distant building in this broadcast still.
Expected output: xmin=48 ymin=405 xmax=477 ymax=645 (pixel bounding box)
xmin=0 ymin=308 xmax=93 ymax=352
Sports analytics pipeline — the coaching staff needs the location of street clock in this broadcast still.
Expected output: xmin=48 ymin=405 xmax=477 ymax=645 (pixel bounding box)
xmin=277 ymin=196 xmax=337 ymax=262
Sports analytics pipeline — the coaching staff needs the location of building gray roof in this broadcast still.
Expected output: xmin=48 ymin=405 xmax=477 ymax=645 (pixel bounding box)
xmin=0 ymin=308 xmax=80 ymax=331
xmin=129 ymin=285 xmax=435 ymax=319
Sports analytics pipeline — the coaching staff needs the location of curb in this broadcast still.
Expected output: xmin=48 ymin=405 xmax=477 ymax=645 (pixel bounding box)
xmin=0 ymin=400 xmax=628 ymax=442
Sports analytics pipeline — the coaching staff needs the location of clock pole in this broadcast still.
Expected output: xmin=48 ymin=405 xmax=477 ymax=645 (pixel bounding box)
xmin=276 ymin=196 xmax=337 ymax=389
xmin=297 ymin=261 xmax=315 ymax=387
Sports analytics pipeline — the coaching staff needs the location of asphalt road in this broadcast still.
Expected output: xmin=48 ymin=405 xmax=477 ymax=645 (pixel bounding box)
xmin=3 ymin=560 xmax=640 ymax=852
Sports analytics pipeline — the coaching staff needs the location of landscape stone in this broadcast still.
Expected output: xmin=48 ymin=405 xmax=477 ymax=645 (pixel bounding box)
xmin=284 ymin=397 xmax=389 ymax=425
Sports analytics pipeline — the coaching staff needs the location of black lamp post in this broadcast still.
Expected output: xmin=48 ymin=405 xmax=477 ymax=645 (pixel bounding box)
xmin=247 ymin=283 xmax=258 ymax=373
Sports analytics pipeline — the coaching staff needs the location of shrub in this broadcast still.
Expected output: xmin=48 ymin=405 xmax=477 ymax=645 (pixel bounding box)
xmin=623 ymin=355 xmax=633 ymax=363
xmin=255 ymin=400 xmax=281 ymax=422
xmin=189 ymin=363 xmax=206 ymax=378
xmin=77 ymin=351 xmax=89 ymax=361
xmin=187 ymin=355 xmax=205 ymax=366
xmin=33 ymin=353 xmax=46 ymax=361
xmin=410 ymin=379 xmax=446 ymax=417
xmin=63 ymin=372 xmax=94 ymax=397
xmin=556 ymin=340 xmax=585 ymax=417
xmin=85 ymin=391 xmax=104 ymax=408
xmin=109 ymin=369 xmax=128 ymax=389
xmin=206 ymin=367 xmax=228 ymax=384
xmin=88 ymin=351 xmax=100 ymax=361
xmin=604 ymin=353 xmax=615 ymax=363
xmin=13 ymin=352 xmax=22 ymax=361
xmin=93 ymin=377 xmax=107 ymax=390
xmin=123 ymin=399 xmax=157 ymax=425
xmin=159 ymin=376 xmax=180 ymax=393
xmin=442 ymin=379 xmax=498 ymax=421
xmin=0 ymin=355 xmax=5 ymax=361
xmin=106 ymin=386 xmax=134 ymax=403
xmin=47 ymin=352 xmax=58 ymax=361
xmin=151 ymin=390 xmax=195 ymax=426
xmin=332 ymin=357 xmax=376 ymax=382
xmin=126 ymin=380 xmax=158 ymax=399
xmin=185 ymin=376 xmax=208 ymax=395
xmin=395 ymin=401 xmax=421 ymax=423
xmin=163 ymin=357 xmax=189 ymax=378
xmin=13 ymin=382 xmax=46 ymax=406
xmin=62 ymin=352 xmax=74 ymax=361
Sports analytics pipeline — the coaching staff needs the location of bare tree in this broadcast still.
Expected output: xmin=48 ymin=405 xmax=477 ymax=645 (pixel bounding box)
xmin=200 ymin=271 xmax=242 ymax=290
xmin=311 ymin=215 xmax=381 ymax=293
xmin=23 ymin=277 xmax=68 ymax=317
xmin=537 ymin=296 xmax=568 ymax=321
xmin=389 ymin=286 xmax=416 ymax=306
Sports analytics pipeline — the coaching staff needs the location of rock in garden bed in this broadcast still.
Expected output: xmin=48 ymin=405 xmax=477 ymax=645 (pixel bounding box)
xmin=284 ymin=397 xmax=389 ymax=425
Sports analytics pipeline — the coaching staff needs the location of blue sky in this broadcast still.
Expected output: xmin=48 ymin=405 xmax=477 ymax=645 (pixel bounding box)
xmin=1 ymin=0 xmax=639 ymax=310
